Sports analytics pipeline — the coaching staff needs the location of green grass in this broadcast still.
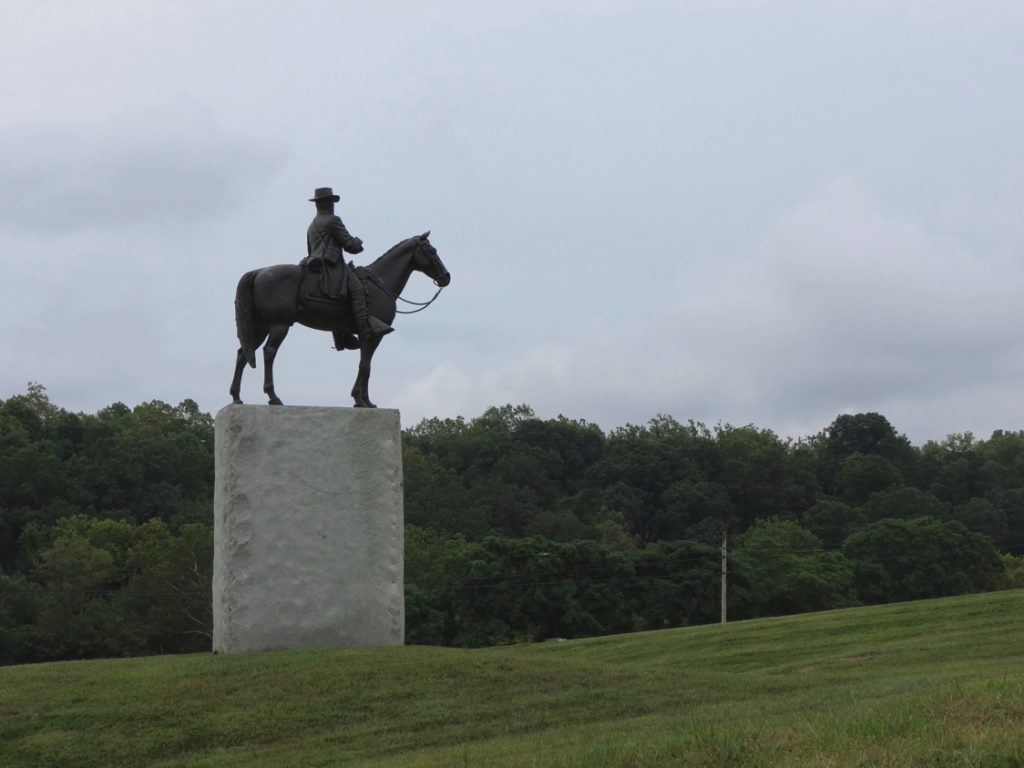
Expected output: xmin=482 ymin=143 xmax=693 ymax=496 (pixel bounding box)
xmin=2 ymin=591 xmax=1022 ymax=767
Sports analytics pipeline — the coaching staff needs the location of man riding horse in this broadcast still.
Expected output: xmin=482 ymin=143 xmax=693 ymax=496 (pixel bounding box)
xmin=301 ymin=187 xmax=392 ymax=349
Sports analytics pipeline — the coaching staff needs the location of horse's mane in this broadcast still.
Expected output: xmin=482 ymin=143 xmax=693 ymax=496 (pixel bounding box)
xmin=366 ymin=237 xmax=415 ymax=269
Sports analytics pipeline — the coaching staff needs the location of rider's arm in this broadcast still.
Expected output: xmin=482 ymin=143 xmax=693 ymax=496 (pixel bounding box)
xmin=328 ymin=215 xmax=364 ymax=254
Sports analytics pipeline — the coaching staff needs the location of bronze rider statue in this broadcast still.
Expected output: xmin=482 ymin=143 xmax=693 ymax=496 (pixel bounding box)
xmin=301 ymin=187 xmax=392 ymax=348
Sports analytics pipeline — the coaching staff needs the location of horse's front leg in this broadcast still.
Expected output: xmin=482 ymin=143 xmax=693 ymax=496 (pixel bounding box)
xmin=263 ymin=324 xmax=290 ymax=405
xmin=351 ymin=337 xmax=382 ymax=408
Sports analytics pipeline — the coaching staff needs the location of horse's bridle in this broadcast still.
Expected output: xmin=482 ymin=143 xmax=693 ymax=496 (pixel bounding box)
xmin=362 ymin=239 xmax=446 ymax=315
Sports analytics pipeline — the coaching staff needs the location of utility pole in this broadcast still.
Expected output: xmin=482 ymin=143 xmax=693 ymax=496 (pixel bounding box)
xmin=720 ymin=528 xmax=728 ymax=624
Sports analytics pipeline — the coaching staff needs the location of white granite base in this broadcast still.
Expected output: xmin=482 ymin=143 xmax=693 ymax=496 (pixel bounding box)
xmin=213 ymin=405 xmax=404 ymax=653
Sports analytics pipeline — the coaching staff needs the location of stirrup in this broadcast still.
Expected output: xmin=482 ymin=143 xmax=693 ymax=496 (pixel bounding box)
xmin=333 ymin=333 xmax=360 ymax=350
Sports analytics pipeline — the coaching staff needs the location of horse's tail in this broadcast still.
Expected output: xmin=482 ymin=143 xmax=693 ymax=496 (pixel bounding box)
xmin=234 ymin=270 xmax=260 ymax=368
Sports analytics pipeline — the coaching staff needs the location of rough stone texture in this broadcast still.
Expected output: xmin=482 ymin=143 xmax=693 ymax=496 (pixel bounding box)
xmin=213 ymin=404 xmax=404 ymax=653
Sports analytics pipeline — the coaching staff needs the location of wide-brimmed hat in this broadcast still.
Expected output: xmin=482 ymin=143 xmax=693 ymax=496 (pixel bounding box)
xmin=309 ymin=187 xmax=340 ymax=202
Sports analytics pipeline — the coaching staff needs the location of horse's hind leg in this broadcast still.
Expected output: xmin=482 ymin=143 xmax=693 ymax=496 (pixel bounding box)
xmin=263 ymin=324 xmax=291 ymax=405
xmin=229 ymin=330 xmax=267 ymax=404
xmin=229 ymin=348 xmax=247 ymax=404
xmin=351 ymin=336 xmax=382 ymax=408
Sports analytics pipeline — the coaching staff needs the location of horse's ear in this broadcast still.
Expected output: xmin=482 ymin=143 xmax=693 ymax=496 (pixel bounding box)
xmin=420 ymin=230 xmax=431 ymax=240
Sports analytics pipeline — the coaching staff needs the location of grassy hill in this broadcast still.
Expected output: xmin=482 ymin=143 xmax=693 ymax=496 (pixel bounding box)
xmin=2 ymin=590 xmax=1022 ymax=767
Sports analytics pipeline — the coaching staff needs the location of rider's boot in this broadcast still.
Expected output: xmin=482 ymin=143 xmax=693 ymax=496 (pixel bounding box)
xmin=348 ymin=274 xmax=393 ymax=342
xmin=332 ymin=331 xmax=360 ymax=350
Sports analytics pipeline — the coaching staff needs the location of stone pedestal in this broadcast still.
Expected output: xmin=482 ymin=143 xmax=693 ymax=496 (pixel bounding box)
xmin=213 ymin=405 xmax=404 ymax=653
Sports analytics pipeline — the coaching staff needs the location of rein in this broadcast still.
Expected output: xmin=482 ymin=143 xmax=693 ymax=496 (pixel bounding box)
xmin=393 ymin=285 xmax=444 ymax=314
xmin=361 ymin=248 xmax=445 ymax=315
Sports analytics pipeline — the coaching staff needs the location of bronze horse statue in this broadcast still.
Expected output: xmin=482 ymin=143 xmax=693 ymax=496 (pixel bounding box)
xmin=230 ymin=232 xmax=450 ymax=408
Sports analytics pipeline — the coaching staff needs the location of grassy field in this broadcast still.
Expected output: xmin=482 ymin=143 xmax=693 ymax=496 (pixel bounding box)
xmin=1 ymin=590 xmax=1022 ymax=767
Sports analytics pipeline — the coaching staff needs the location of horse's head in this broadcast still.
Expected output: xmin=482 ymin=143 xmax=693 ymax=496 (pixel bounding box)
xmin=412 ymin=231 xmax=451 ymax=287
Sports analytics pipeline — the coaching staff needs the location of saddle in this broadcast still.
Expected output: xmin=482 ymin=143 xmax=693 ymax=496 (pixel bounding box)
xmin=299 ymin=258 xmax=349 ymax=307
xmin=297 ymin=261 xmax=391 ymax=349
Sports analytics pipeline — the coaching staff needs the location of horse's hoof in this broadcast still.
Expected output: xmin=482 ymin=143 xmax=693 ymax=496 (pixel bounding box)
xmin=353 ymin=401 xmax=377 ymax=409
xmin=232 ymin=398 xmax=243 ymax=405
xmin=268 ymin=397 xmax=283 ymax=406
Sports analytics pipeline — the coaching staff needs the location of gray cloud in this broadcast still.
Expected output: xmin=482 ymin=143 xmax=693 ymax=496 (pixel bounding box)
xmin=0 ymin=106 xmax=285 ymax=234
xmin=2 ymin=1 xmax=1024 ymax=447
xmin=384 ymin=179 xmax=1024 ymax=442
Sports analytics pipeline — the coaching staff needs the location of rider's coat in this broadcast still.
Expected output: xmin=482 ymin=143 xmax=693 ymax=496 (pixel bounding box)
xmin=304 ymin=213 xmax=364 ymax=268
xmin=303 ymin=213 xmax=364 ymax=299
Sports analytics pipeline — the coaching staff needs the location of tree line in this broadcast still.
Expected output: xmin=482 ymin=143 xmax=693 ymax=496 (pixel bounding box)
xmin=0 ymin=385 xmax=213 ymax=663
xmin=1 ymin=386 xmax=1021 ymax=664
xmin=402 ymin=404 xmax=1020 ymax=643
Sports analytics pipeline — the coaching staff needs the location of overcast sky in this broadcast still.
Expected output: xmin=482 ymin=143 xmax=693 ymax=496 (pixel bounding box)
xmin=2 ymin=0 xmax=1023 ymax=444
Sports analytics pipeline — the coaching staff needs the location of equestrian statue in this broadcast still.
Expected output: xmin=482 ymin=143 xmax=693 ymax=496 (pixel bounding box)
xmin=230 ymin=187 xmax=451 ymax=408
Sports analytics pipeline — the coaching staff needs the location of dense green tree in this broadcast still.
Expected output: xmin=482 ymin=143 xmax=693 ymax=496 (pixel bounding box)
xmin=862 ymin=485 xmax=947 ymax=522
xmin=405 ymin=531 xmax=638 ymax=646
xmin=823 ymin=412 xmax=915 ymax=463
xmin=818 ymin=413 xmax=915 ymax=492
xmin=523 ymin=506 xmax=594 ymax=541
xmin=630 ymin=539 xmax=720 ymax=629
xmin=403 ymin=525 xmax=470 ymax=644
xmin=918 ymin=434 xmax=984 ymax=506
xmin=731 ymin=520 xmax=855 ymax=618
xmin=1000 ymin=554 xmax=1024 ymax=589
xmin=0 ymin=386 xmax=214 ymax=577
xmin=402 ymin=445 xmax=483 ymax=536
xmin=715 ymin=424 xmax=793 ymax=527
xmin=466 ymin=477 xmax=542 ymax=538
xmin=448 ymin=537 xmax=634 ymax=644
xmin=571 ymin=482 xmax=647 ymax=541
xmin=587 ymin=504 xmax=637 ymax=550
xmin=683 ymin=515 xmax=726 ymax=547
xmin=121 ymin=520 xmax=213 ymax=653
xmin=404 ymin=406 xmax=607 ymax=541
xmin=507 ymin=415 xmax=605 ymax=500
xmin=658 ymin=479 xmax=732 ymax=541
xmin=836 ymin=453 xmax=903 ymax=504
xmin=801 ymin=498 xmax=865 ymax=548
xmin=842 ymin=517 xmax=1004 ymax=604
xmin=584 ymin=416 xmax=717 ymax=543
xmin=951 ymin=497 xmax=1006 ymax=541
xmin=782 ymin=442 xmax=822 ymax=515
xmin=0 ymin=572 xmax=40 ymax=664
xmin=2 ymin=509 xmax=212 ymax=663
xmin=32 ymin=529 xmax=121 ymax=658
xmin=69 ymin=400 xmax=213 ymax=525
